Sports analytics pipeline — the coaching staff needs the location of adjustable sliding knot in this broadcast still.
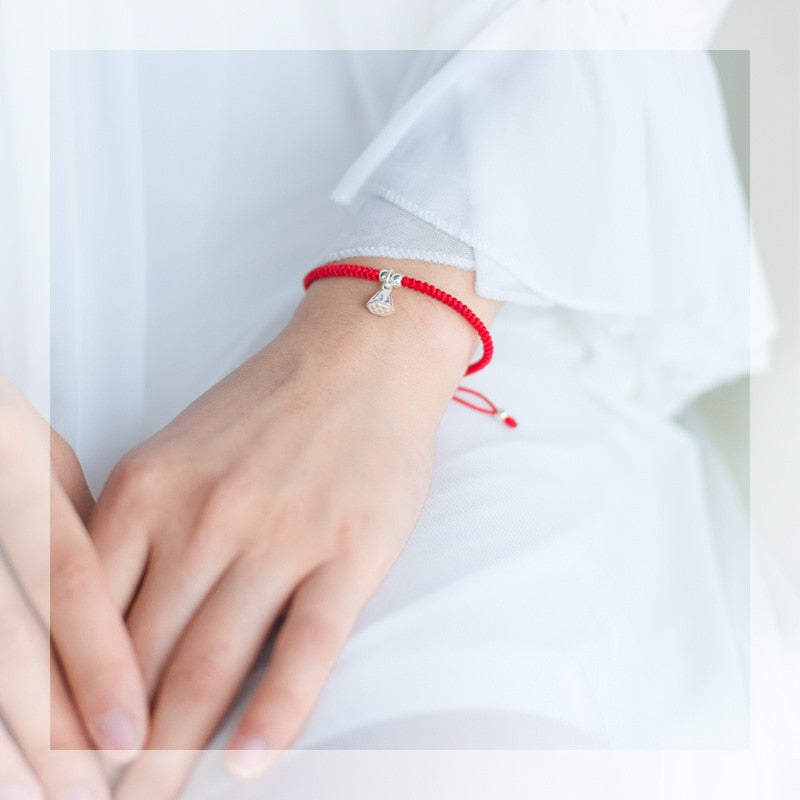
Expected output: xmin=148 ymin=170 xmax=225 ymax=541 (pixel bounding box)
xmin=453 ymin=386 xmax=518 ymax=428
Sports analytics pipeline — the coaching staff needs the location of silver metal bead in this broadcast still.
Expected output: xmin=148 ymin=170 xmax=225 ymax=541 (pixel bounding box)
xmin=378 ymin=269 xmax=403 ymax=287
xmin=366 ymin=287 xmax=395 ymax=316
xmin=367 ymin=270 xmax=403 ymax=315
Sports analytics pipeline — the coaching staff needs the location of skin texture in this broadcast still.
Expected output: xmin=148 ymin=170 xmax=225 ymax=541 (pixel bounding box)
xmin=0 ymin=377 xmax=148 ymax=800
xmin=92 ymin=258 xmax=499 ymax=799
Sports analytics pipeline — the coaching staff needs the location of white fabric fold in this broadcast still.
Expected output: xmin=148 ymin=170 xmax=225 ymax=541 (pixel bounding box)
xmin=50 ymin=52 xmax=150 ymax=490
xmin=329 ymin=49 xmax=776 ymax=415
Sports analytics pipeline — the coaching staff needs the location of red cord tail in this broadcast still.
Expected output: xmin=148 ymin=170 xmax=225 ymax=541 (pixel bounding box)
xmin=453 ymin=386 xmax=517 ymax=428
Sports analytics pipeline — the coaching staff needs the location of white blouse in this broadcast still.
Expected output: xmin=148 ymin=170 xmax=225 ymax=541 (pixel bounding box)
xmin=1 ymin=1 xmax=788 ymax=796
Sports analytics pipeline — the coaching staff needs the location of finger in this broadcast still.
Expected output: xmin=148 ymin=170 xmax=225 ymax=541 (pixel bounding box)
xmin=0 ymin=720 xmax=42 ymax=800
xmin=124 ymin=547 xmax=234 ymax=697
xmin=226 ymin=560 xmax=367 ymax=779
xmin=115 ymin=559 xmax=295 ymax=800
xmin=87 ymin=473 xmax=151 ymax=615
xmin=0 ymin=423 xmax=49 ymax=626
xmin=50 ymin=485 xmax=148 ymax=759
xmin=149 ymin=556 xmax=297 ymax=750
xmin=3 ymin=449 xmax=94 ymax=657
xmin=0 ymin=424 xmax=94 ymax=636
xmin=0 ymin=558 xmax=110 ymax=800
xmin=50 ymin=429 xmax=94 ymax=523
xmin=112 ymin=750 xmax=198 ymax=800
xmin=39 ymin=659 xmax=114 ymax=800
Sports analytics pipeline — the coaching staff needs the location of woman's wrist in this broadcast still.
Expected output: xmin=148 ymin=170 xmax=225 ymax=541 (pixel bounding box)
xmin=280 ymin=257 xmax=501 ymax=428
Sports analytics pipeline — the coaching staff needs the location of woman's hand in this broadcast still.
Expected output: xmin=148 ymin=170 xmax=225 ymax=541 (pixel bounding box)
xmin=94 ymin=259 xmax=500 ymax=800
xmin=0 ymin=378 xmax=148 ymax=800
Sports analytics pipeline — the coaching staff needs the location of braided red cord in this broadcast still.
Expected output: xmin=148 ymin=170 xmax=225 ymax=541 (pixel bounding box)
xmin=303 ymin=263 xmax=493 ymax=376
xmin=303 ymin=263 xmax=515 ymax=428
xmin=303 ymin=263 xmax=379 ymax=287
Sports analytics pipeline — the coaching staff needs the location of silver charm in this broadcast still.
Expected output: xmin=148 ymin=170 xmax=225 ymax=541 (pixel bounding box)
xmin=366 ymin=269 xmax=403 ymax=316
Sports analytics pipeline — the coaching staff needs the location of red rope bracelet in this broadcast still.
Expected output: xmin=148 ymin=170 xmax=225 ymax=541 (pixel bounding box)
xmin=303 ymin=263 xmax=517 ymax=428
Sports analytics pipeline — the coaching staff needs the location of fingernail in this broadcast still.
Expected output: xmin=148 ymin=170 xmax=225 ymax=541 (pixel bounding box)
xmin=0 ymin=780 xmax=36 ymax=800
xmin=57 ymin=788 xmax=97 ymax=800
xmin=225 ymin=735 xmax=276 ymax=780
xmin=94 ymin=710 xmax=142 ymax=752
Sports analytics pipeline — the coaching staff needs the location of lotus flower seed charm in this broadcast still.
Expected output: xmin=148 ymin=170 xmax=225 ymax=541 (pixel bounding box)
xmin=366 ymin=269 xmax=403 ymax=316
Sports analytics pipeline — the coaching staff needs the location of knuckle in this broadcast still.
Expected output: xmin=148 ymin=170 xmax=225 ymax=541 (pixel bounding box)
xmin=206 ymin=475 xmax=249 ymax=518
xmin=50 ymin=428 xmax=81 ymax=474
xmin=220 ymin=460 xmax=261 ymax=498
xmin=107 ymin=449 xmax=166 ymax=505
xmin=291 ymin=609 xmax=345 ymax=655
xmin=165 ymin=647 xmax=230 ymax=705
xmin=50 ymin=547 xmax=93 ymax=600
xmin=267 ymin=681 xmax=309 ymax=724
xmin=186 ymin=489 xmax=244 ymax=552
xmin=190 ymin=467 xmax=261 ymax=539
xmin=70 ymin=653 xmax=134 ymax=695
xmin=166 ymin=666 xmax=216 ymax=706
xmin=333 ymin=517 xmax=358 ymax=556
xmin=333 ymin=510 xmax=379 ymax=562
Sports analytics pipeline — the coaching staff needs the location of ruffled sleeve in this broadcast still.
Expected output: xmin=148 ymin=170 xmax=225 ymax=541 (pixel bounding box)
xmin=327 ymin=45 xmax=776 ymax=416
